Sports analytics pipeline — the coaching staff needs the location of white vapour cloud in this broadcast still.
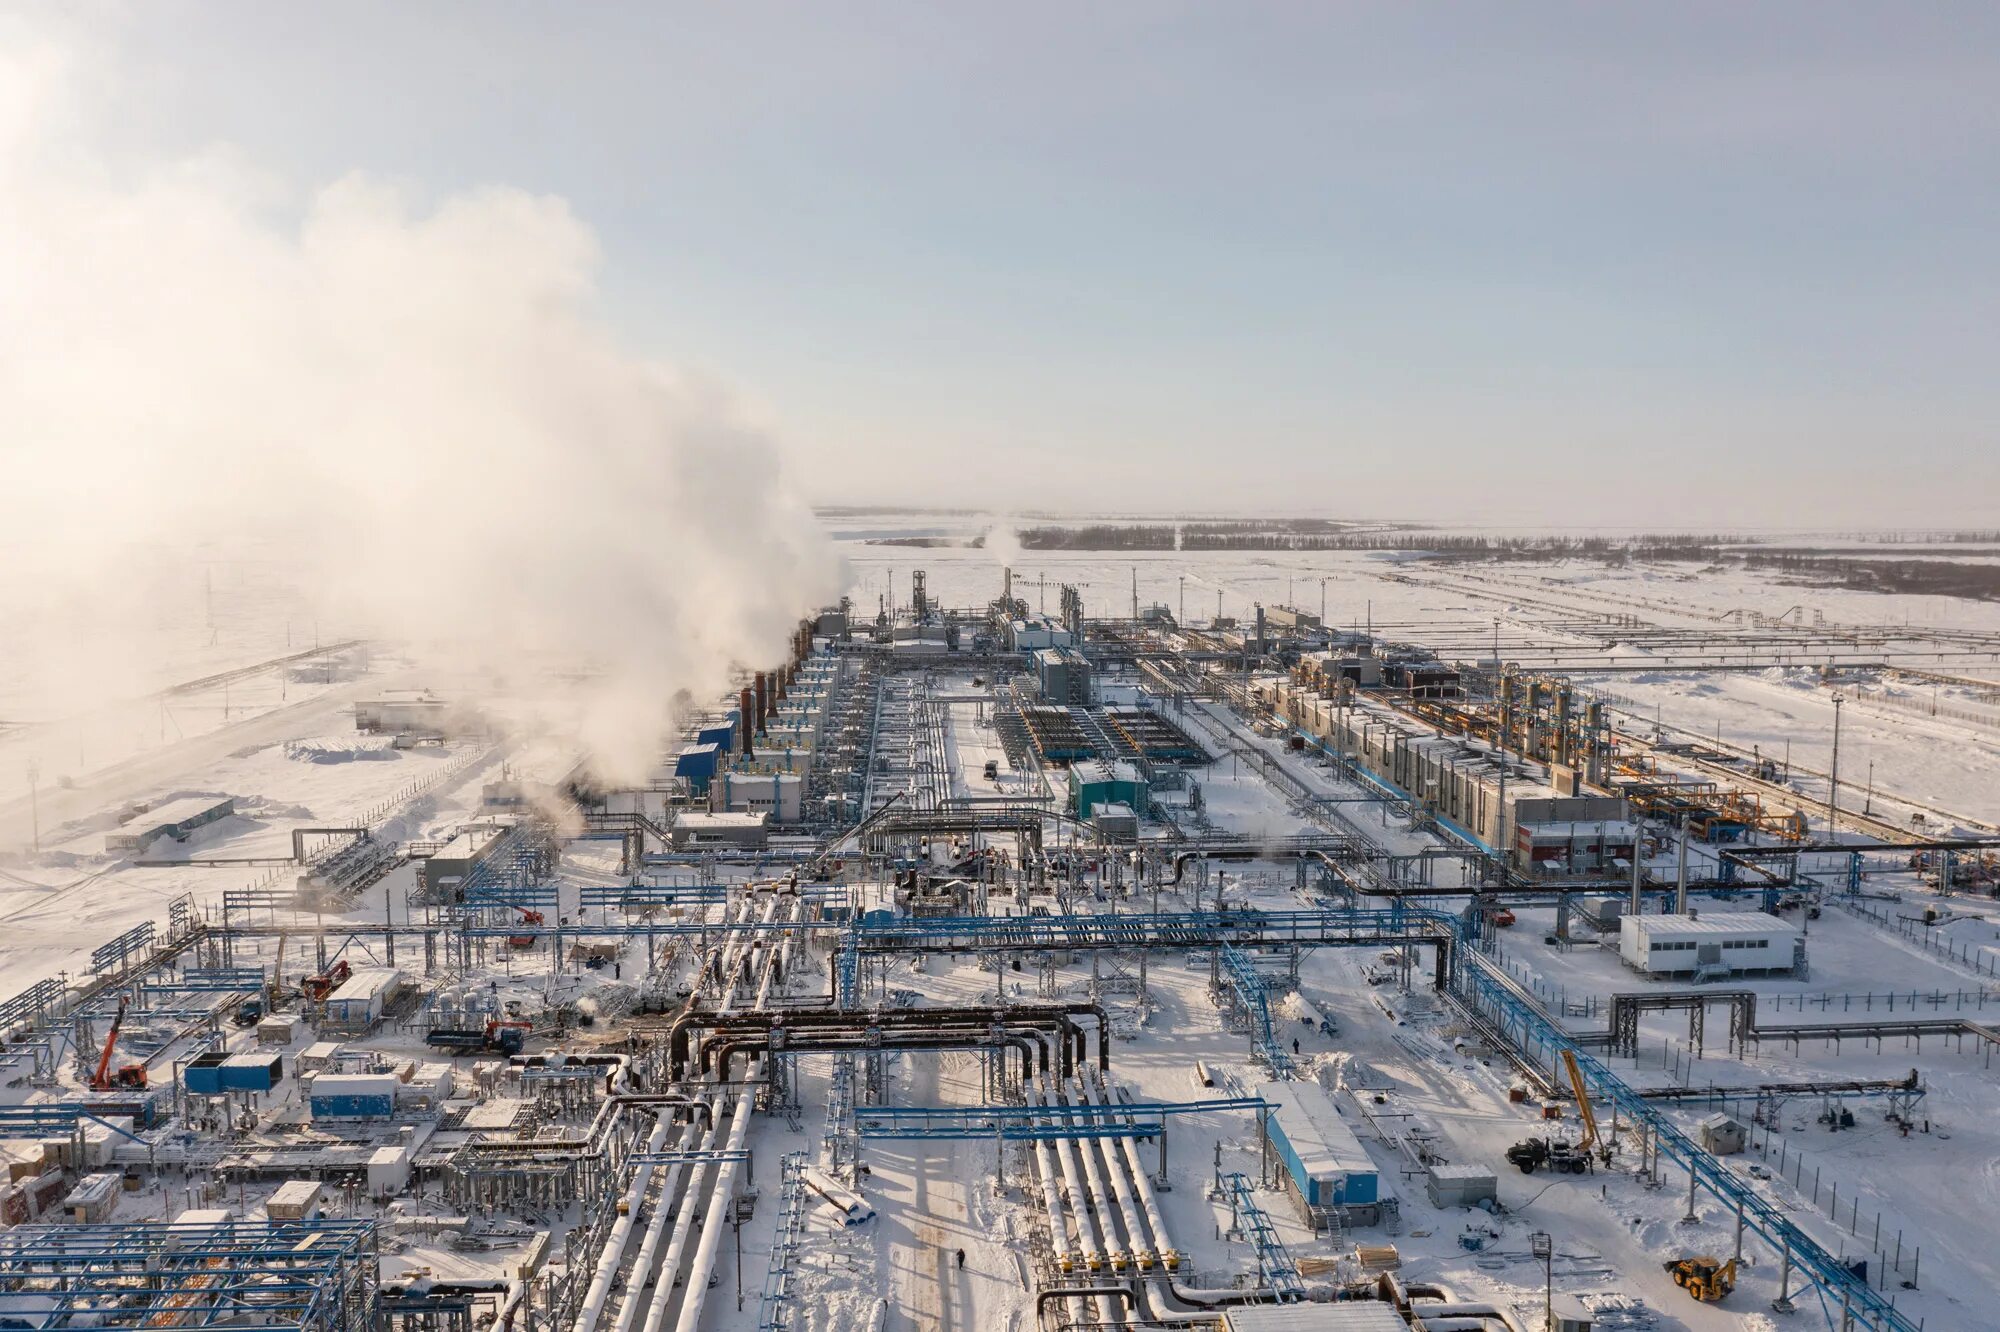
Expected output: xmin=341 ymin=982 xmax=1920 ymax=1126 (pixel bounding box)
xmin=0 ymin=29 xmax=843 ymax=781
xmin=982 ymin=521 xmax=1024 ymax=570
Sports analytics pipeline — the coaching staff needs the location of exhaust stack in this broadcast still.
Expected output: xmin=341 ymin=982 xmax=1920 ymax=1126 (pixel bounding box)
xmin=739 ymin=687 xmax=755 ymax=757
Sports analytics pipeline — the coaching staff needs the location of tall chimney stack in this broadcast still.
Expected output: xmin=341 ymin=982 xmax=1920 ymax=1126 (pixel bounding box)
xmin=738 ymin=687 xmax=755 ymax=756
xmin=754 ymin=672 xmax=768 ymax=731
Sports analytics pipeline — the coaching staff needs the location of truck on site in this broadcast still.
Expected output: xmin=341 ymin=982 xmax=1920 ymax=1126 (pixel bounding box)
xmin=424 ymin=1019 xmax=531 ymax=1055
xmin=1504 ymin=1136 xmax=1590 ymax=1175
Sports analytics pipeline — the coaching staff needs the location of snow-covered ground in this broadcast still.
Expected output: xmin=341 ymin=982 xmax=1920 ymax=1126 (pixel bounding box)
xmin=2 ymin=517 xmax=1997 ymax=1330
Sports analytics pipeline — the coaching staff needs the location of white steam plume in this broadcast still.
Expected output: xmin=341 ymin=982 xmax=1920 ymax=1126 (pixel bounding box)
xmin=0 ymin=30 xmax=843 ymax=782
xmin=982 ymin=520 xmax=1024 ymax=571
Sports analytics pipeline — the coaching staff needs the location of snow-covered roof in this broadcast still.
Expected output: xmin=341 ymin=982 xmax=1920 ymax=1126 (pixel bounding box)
xmin=1254 ymin=1080 xmax=1370 ymax=1181
xmin=1624 ymin=911 xmax=1792 ymax=938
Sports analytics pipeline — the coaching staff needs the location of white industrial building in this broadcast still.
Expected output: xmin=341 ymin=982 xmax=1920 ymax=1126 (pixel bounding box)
xmin=712 ymin=771 xmax=803 ymax=823
xmin=1619 ymin=911 xmax=1802 ymax=979
xmin=1007 ymin=617 xmax=1075 ymax=651
xmin=321 ymin=967 xmax=408 ymax=1033
xmin=671 ymin=811 xmax=771 ymax=850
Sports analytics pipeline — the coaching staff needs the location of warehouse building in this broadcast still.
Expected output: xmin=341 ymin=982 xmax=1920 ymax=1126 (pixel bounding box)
xmin=1008 ymin=617 xmax=1075 ymax=652
xmin=1255 ymin=1080 xmax=1381 ymax=1225
xmin=1619 ymin=911 xmax=1802 ymax=979
xmin=307 ymin=1073 xmax=399 ymax=1121
xmin=321 ymin=967 xmax=408 ymax=1033
xmin=1513 ymin=821 xmax=1639 ymax=877
xmin=353 ymin=690 xmax=482 ymax=736
xmin=106 ymin=796 xmax=236 ymax=854
xmin=675 ymin=742 xmax=725 ymax=793
xmin=1264 ymin=605 xmax=1322 ymax=632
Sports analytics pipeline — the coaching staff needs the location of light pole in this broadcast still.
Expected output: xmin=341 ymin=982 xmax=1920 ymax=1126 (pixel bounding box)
xmin=1319 ymin=577 xmax=1327 ymax=624
xmin=1530 ymin=1230 xmax=1553 ymax=1331
xmin=1179 ymin=575 xmax=1185 ymax=627
xmin=1828 ymin=693 xmax=1845 ymax=839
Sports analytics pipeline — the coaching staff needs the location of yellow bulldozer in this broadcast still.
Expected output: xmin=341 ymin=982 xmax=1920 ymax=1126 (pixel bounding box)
xmin=1664 ymin=1255 xmax=1737 ymax=1301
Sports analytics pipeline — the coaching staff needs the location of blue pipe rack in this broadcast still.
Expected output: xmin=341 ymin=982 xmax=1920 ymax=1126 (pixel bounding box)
xmin=1219 ymin=1171 xmax=1306 ymax=1302
xmin=0 ymin=1219 xmax=378 ymax=1332
xmin=1455 ymin=947 xmax=1918 ymax=1332
xmin=91 ymin=922 xmax=157 ymax=974
xmin=1217 ymin=944 xmax=1293 ymax=1075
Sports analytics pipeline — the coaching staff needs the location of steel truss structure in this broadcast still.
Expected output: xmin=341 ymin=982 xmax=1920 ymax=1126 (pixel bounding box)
xmin=1454 ymin=947 xmax=1919 ymax=1332
xmin=0 ymin=1220 xmax=378 ymax=1332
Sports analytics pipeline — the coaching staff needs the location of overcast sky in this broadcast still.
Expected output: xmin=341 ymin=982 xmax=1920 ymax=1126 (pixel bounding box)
xmin=23 ymin=3 xmax=2000 ymax=526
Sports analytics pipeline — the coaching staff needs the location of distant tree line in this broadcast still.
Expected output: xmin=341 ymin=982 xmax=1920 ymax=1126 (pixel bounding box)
xmin=1743 ymin=553 xmax=2000 ymax=601
xmin=1016 ymin=525 xmax=1176 ymax=550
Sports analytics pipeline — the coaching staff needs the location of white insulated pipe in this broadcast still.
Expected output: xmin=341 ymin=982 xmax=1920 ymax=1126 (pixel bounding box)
xmin=1029 ymin=1094 xmax=1072 ymax=1271
xmin=624 ymin=895 xmax=786 ymax=1332
xmin=634 ymin=1096 xmax=721 ymax=1332
xmin=652 ymin=896 xmax=794 ymax=1332
xmin=1066 ymin=1078 xmax=1126 ymax=1271
xmin=577 ymin=898 xmax=763 ymax=1332
xmin=608 ymin=1112 xmax=696 ymax=1328
xmin=668 ymin=1074 xmax=755 ymax=1332
xmin=1041 ymin=1081 xmax=1117 ymax=1325
xmin=1042 ymin=1081 xmax=1103 ymax=1269
xmin=574 ymin=1116 xmax=675 ymax=1332
xmin=1030 ymin=1083 xmax=1099 ymax=1329
xmin=1078 ymin=1077 xmax=1154 ymax=1272
xmin=1111 ymin=1088 xmax=1178 ymax=1271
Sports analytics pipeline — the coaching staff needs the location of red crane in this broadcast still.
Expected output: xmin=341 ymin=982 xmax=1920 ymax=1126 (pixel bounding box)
xmin=90 ymin=997 xmax=148 ymax=1091
xmin=509 ymin=907 xmax=545 ymax=949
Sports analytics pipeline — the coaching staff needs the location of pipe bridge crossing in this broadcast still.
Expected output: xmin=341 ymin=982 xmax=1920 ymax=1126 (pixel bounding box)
xmin=1455 ymin=946 xmax=1921 ymax=1332
xmin=833 ymin=907 xmax=1458 ymax=1007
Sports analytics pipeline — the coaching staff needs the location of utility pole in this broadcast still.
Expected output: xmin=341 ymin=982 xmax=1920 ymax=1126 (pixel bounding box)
xmin=1828 ymin=693 xmax=1845 ymax=839
xmin=1531 ymin=1231 xmax=1553 ymax=1332
xmin=1319 ymin=577 xmax=1327 ymax=623
xmin=1179 ymin=575 xmax=1185 ymax=627
xmin=732 ymin=1201 xmax=745 ymax=1309
xmin=1674 ymin=823 xmax=1690 ymax=915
